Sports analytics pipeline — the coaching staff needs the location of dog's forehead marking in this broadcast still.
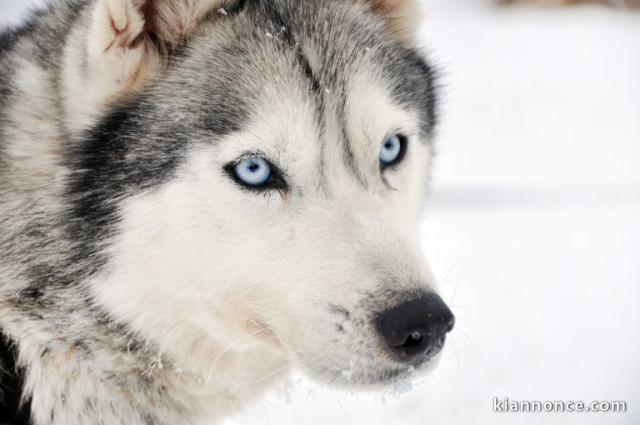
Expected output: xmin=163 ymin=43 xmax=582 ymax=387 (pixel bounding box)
xmin=217 ymin=0 xmax=437 ymax=193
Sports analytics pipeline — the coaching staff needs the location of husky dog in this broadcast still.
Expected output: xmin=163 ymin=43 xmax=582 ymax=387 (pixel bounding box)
xmin=0 ymin=0 xmax=454 ymax=423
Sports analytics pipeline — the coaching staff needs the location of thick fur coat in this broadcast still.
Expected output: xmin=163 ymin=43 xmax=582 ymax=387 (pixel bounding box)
xmin=0 ymin=0 xmax=448 ymax=423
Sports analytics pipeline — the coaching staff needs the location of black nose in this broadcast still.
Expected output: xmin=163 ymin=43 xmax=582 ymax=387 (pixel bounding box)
xmin=375 ymin=293 xmax=455 ymax=363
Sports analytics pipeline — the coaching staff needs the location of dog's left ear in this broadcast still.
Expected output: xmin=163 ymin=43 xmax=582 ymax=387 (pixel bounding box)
xmin=367 ymin=0 xmax=424 ymax=42
xmin=64 ymin=0 xmax=233 ymax=134
xmin=85 ymin=0 xmax=233 ymax=89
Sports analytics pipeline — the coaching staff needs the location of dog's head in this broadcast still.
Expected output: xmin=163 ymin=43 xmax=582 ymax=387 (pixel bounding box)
xmin=68 ymin=0 xmax=453 ymax=386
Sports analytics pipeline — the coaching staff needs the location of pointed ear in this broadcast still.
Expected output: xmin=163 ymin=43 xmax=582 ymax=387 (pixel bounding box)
xmin=81 ymin=0 xmax=229 ymax=110
xmin=368 ymin=0 xmax=424 ymax=42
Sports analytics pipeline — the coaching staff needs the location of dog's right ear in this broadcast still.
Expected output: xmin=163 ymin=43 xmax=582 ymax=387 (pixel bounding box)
xmin=81 ymin=0 xmax=230 ymax=110
xmin=367 ymin=0 xmax=424 ymax=43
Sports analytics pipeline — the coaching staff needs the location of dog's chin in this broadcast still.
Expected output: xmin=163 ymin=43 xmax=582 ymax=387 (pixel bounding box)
xmin=303 ymin=353 xmax=442 ymax=391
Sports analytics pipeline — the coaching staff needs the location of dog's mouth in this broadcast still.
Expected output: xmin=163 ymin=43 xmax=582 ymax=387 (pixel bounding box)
xmin=307 ymin=347 xmax=443 ymax=389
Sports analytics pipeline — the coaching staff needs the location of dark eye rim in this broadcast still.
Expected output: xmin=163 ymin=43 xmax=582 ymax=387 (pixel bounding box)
xmin=223 ymin=154 xmax=288 ymax=192
xmin=380 ymin=133 xmax=409 ymax=171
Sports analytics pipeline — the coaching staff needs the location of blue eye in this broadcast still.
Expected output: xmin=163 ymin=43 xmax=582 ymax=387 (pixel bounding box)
xmin=233 ymin=156 xmax=272 ymax=187
xmin=379 ymin=134 xmax=406 ymax=167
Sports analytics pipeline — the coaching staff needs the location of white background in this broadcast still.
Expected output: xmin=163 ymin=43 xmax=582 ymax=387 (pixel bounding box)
xmin=1 ymin=0 xmax=638 ymax=424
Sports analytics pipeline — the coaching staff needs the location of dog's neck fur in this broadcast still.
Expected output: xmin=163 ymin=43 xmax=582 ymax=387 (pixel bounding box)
xmin=0 ymin=311 xmax=286 ymax=425
xmin=0 ymin=2 xmax=287 ymax=424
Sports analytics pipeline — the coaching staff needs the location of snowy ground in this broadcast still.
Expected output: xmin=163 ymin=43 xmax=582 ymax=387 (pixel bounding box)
xmin=1 ymin=1 xmax=639 ymax=424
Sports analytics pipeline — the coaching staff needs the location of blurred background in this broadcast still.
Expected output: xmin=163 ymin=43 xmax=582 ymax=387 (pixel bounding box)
xmin=1 ymin=0 xmax=639 ymax=424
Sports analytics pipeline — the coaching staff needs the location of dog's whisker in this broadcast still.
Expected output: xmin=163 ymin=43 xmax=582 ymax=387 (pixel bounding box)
xmin=335 ymin=395 xmax=350 ymax=416
xmin=453 ymin=327 xmax=478 ymax=347
xmin=448 ymin=336 xmax=462 ymax=372
xmin=206 ymin=346 xmax=235 ymax=385
xmin=252 ymin=366 xmax=289 ymax=384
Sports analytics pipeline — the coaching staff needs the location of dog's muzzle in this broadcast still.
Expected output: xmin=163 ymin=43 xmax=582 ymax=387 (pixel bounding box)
xmin=374 ymin=293 xmax=455 ymax=364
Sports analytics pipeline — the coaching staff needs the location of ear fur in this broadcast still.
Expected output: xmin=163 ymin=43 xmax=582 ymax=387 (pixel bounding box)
xmin=81 ymin=0 xmax=231 ymax=113
xmin=138 ymin=0 xmax=231 ymax=46
xmin=368 ymin=0 xmax=424 ymax=42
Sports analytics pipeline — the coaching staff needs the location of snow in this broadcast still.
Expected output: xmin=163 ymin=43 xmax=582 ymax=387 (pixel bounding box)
xmin=1 ymin=0 xmax=639 ymax=424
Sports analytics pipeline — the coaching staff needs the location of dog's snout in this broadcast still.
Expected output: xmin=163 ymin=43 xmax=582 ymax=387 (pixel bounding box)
xmin=375 ymin=293 xmax=455 ymax=363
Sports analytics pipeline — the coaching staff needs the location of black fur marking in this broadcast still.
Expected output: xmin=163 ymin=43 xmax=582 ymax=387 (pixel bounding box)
xmin=253 ymin=0 xmax=323 ymax=98
xmin=415 ymin=56 xmax=440 ymax=137
xmin=17 ymin=286 xmax=44 ymax=302
xmin=20 ymin=264 xmax=65 ymax=305
xmin=296 ymin=47 xmax=322 ymax=96
xmin=66 ymin=98 xmax=185 ymax=277
xmin=387 ymin=49 xmax=440 ymax=139
xmin=66 ymin=101 xmax=142 ymax=276
xmin=341 ymin=122 xmax=369 ymax=188
xmin=0 ymin=29 xmax=18 ymax=56
xmin=0 ymin=332 xmax=31 ymax=425
xmin=328 ymin=303 xmax=352 ymax=321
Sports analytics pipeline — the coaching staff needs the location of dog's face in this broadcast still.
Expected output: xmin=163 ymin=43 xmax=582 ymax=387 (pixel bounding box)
xmin=72 ymin=0 xmax=453 ymax=387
